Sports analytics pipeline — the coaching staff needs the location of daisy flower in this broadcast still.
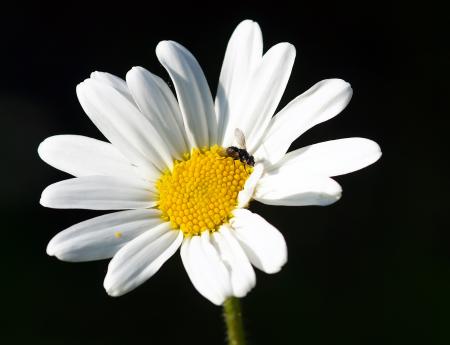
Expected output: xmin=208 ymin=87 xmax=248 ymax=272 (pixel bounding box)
xmin=39 ymin=20 xmax=381 ymax=305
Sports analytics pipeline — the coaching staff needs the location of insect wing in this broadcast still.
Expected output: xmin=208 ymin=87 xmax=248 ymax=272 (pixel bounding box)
xmin=234 ymin=128 xmax=247 ymax=149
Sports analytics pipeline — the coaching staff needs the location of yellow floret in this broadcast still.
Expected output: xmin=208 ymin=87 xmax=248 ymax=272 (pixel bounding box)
xmin=156 ymin=145 xmax=252 ymax=236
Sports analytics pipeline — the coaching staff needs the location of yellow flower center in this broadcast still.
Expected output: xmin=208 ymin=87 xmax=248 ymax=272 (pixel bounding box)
xmin=156 ymin=145 xmax=252 ymax=236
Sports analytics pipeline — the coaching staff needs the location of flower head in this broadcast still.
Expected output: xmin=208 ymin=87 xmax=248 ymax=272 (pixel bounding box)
xmin=39 ymin=20 xmax=381 ymax=305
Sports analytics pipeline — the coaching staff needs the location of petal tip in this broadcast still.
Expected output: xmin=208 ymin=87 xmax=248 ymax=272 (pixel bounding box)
xmin=372 ymin=141 xmax=383 ymax=161
xmin=37 ymin=138 xmax=49 ymax=160
xmin=103 ymin=278 xmax=122 ymax=297
xmin=46 ymin=241 xmax=56 ymax=257
xmin=156 ymin=40 xmax=187 ymax=60
xmin=76 ymin=80 xmax=89 ymax=95
xmin=264 ymin=265 xmax=283 ymax=275
xmin=90 ymin=71 xmax=102 ymax=79
xmin=155 ymin=40 xmax=172 ymax=54
xmin=322 ymin=183 xmax=343 ymax=206
xmin=285 ymin=42 xmax=296 ymax=53
xmin=39 ymin=181 xmax=57 ymax=206
xmin=240 ymin=19 xmax=255 ymax=24
xmin=39 ymin=192 xmax=49 ymax=207
xmin=125 ymin=66 xmax=140 ymax=81
xmin=361 ymin=138 xmax=382 ymax=163
xmin=129 ymin=66 xmax=145 ymax=74
xmin=235 ymin=19 xmax=261 ymax=33
xmin=105 ymin=288 xmax=122 ymax=298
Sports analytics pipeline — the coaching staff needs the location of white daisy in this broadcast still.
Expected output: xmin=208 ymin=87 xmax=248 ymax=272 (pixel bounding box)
xmin=39 ymin=19 xmax=381 ymax=305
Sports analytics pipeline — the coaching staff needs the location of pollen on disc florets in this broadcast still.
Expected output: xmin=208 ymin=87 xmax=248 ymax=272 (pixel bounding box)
xmin=156 ymin=145 xmax=252 ymax=236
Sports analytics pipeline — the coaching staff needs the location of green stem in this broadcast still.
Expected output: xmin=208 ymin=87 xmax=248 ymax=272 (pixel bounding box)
xmin=223 ymin=297 xmax=246 ymax=345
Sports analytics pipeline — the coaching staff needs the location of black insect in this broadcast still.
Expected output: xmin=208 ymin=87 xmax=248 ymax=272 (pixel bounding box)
xmin=226 ymin=128 xmax=255 ymax=167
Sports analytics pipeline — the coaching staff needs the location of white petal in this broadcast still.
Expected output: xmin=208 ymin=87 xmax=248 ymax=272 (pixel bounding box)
xmin=255 ymin=79 xmax=353 ymax=165
xmin=268 ymin=138 xmax=382 ymax=177
xmin=104 ymin=223 xmax=183 ymax=296
xmin=222 ymin=43 xmax=296 ymax=152
xmin=212 ymin=225 xmax=256 ymax=297
xmin=230 ymin=209 xmax=287 ymax=274
xmin=90 ymin=71 xmax=133 ymax=101
xmin=255 ymin=170 xmax=342 ymax=206
xmin=180 ymin=237 xmax=216 ymax=302
xmin=40 ymin=176 xmax=156 ymax=210
xmin=77 ymin=78 xmax=173 ymax=176
xmin=126 ymin=66 xmax=188 ymax=158
xmin=47 ymin=209 xmax=163 ymax=262
xmin=215 ymin=20 xmax=263 ymax=144
xmin=38 ymin=135 xmax=140 ymax=178
xmin=156 ymin=40 xmax=217 ymax=149
xmin=180 ymin=233 xmax=232 ymax=305
xmin=237 ymin=163 xmax=264 ymax=208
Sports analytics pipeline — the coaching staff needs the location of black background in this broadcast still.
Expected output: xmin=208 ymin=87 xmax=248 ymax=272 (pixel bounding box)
xmin=1 ymin=2 xmax=448 ymax=344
